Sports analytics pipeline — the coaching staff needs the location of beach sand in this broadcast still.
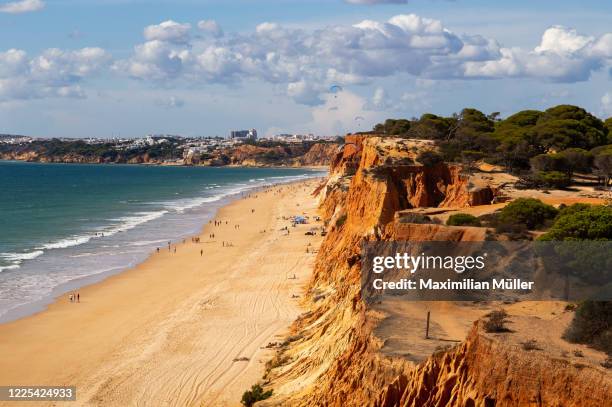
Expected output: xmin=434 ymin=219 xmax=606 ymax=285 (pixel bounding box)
xmin=0 ymin=179 xmax=324 ymax=406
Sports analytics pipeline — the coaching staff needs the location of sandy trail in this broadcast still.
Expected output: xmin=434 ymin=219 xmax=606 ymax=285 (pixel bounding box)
xmin=0 ymin=179 xmax=323 ymax=407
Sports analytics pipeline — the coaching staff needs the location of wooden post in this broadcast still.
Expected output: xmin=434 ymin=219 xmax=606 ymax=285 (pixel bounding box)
xmin=425 ymin=311 xmax=430 ymax=339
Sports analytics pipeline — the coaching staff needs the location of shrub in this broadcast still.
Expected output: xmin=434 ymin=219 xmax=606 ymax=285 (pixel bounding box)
xmin=493 ymin=220 xmax=528 ymax=239
xmin=521 ymin=339 xmax=540 ymax=351
xmin=241 ymin=384 xmax=273 ymax=407
xmin=565 ymin=303 xmax=577 ymax=312
xmin=398 ymin=213 xmax=439 ymax=224
xmin=534 ymin=171 xmax=571 ymax=189
xmin=446 ymin=213 xmax=481 ymax=227
xmin=417 ymin=150 xmax=444 ymax=167
xmin=498 ymin=198 xmax=558 ymax=230
xmin=335 ymin=214 xmax=347 ymax=228
xmin=539 ymin=204 xmax=612 ymax=241
xmin=530 ymin=154 xmax=569 ymax=173
xmin=563 ymin=301 xmax=612 ymax=355
xmin=484 ymin=309 xmax=510 ymax=333
xmin=265 ymin=353 xmax=291 ymax=371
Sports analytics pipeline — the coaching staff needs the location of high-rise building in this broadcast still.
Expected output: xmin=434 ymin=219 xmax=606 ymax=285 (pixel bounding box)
xmin=230 ymin=129 xmax=257 ymax=140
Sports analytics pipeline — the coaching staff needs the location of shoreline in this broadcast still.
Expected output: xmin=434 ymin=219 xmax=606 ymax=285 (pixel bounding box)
xmin=0 ymin=170 xmax=325 ymax=325
xmin=0 ymin=158 xmax=329 ymax=170
xmin=0 ymin=177 xmax=323 ymax=406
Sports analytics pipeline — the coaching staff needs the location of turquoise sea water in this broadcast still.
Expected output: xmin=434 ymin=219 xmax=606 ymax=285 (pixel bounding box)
xmin=0 ymin=161 xmax=323 ymax=321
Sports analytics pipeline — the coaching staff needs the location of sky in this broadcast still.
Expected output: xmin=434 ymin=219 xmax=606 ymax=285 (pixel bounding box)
xmin=0 ymin=0 xmax=611 ymax=138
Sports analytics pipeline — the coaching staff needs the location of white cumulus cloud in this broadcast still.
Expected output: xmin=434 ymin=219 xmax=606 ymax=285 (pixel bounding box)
xmin=114 ymin=16 xmax=612 ymax=105
xmin=3 ymin=14 xmax=612 ymax=106
xmin=0 ymin=47 xmax=110 ymax=101
xmin=464 ymin=25 xmax=611 ymax=82
xmin=0 ymin=0 xmax=44 ymax=14
xmin=197 ymin=20 xmax=223 ymax=38
xmin=144 ymin=20 xmax=191 ymax=44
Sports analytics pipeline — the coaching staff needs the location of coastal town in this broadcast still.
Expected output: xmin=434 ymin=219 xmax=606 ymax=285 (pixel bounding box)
xmin=0 ymin=131 xmax=340 ymax=166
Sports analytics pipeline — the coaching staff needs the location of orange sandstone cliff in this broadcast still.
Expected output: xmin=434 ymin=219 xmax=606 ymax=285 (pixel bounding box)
xmin=260 ymin=136 xmax=611 ymax=407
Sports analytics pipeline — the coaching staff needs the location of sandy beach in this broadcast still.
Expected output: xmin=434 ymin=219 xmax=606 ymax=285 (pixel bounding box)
xmin=0 ymin=179 xmax=324 ymax=407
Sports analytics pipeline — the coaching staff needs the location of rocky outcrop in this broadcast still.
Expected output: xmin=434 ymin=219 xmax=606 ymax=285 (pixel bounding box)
xmin=261 ymin=135 xmax=610 ymax=407
xmin=383 ymin=322 xmax=611 ymax=407
xmin=295 ymin=143 xmax=339 ymax=167
xmin=0 ymin=150 xmax=161 ymax=164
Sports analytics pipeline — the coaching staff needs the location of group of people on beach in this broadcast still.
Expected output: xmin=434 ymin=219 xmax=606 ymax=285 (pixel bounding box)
xmin=148 ymin=181 xmax=317 ymax=263
xmin=68 ymin=292 xmax=80 ymax=303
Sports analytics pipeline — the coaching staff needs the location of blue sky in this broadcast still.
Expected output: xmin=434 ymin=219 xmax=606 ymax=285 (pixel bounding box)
xmin=0 ymin=0 xmax=611 ymax=138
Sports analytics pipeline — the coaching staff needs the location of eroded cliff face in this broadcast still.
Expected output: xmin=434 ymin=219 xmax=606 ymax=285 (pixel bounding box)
xmin=0 ymin=150 xmax=163 ymax=164
xmin=261 ymin=135 xmax=611 ymax=407
xmin=295 ymin=143 xmax=340 ymax=167
xmin=381 ymin=322 xmax=611 ymax=407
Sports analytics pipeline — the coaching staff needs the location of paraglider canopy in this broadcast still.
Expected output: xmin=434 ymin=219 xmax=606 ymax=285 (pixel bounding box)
xmin=329 ymin=84 xmax=343 ymax=98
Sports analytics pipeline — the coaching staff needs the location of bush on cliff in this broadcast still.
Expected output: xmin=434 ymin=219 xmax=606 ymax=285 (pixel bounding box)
xmin=372 ymin=105 xmax=610 ymax=173
xmin=417 ymin=150 xmax=444 ymax=167
xmin=537 ymin=204 xmax=612 ymax=355
xmin=241 ymin=384 xmax=273 ymax=407
xmin=484 ymin=309 xmax=510 ymax=333
xmin=373 ymin=118 xmax=411 ymax=136
xmin=398 ymin=213 xmax=441 ymax=224
xmin=530 ymin=148 xmax=592 ymax=182
xmin=498 ymin=198 xmax=558 ymax=230
xmin=446 ymin=213 xmax=481 ymax=227
xmin=563 ymin=301 xmax=612 ymax=355
xmin=534 ymin=170 xmax=571 ymax=189
xmin=539 ymin=204 xmax=612 ymax=241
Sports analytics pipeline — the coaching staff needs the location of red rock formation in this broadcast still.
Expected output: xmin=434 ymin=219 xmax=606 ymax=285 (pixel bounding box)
xmin=261 ymin=135 xmax=610 ymax=407
xmin=295 ymin=143 xmax=339 ymax=167
xmin=382 ymin=322 xmax=611 ymax=407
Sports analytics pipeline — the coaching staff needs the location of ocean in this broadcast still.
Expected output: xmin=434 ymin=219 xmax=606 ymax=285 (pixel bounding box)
xmin=0 ymin=161 xmax=324 ymax=322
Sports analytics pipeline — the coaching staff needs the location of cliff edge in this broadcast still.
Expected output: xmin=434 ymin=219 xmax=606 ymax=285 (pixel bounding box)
xmin=259 ymin=135 xmax=611 ymax=407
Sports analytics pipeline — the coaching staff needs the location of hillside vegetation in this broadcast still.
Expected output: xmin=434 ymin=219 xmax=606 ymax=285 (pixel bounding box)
xmin=372 ymin=104 xmax=612 ymax=189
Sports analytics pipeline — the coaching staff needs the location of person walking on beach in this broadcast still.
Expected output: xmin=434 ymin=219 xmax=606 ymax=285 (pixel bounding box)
xmin=200 ymin=249 xmax=203 ymax=257
xmin=77 ymin=293 xmax=80 ymax=303
xmin=69 ymin=294 xmax=73 ymax=303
